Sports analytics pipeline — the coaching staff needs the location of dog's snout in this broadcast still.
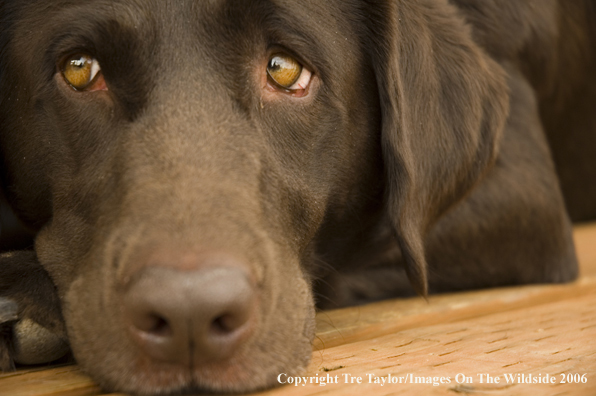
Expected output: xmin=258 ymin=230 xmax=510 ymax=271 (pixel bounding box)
xmin=122 ymin=259 xmax=257 ymax=366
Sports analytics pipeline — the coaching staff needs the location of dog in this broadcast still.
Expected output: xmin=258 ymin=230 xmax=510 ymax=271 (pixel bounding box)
xmin=1 ymin=0 xmax=595 ymax=394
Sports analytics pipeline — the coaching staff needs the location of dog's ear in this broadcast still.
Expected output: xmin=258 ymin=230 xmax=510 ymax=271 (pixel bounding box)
xmin=367 ymin=0 xmax=509 ymax=295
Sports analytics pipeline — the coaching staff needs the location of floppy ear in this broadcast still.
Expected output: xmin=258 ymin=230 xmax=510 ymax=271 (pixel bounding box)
xmin=368 ymin=0 xmax=509 ymax=295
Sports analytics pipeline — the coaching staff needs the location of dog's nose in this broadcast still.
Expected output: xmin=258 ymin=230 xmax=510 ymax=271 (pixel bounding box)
xmin=122 ymin=260 xmax=257 ymax=366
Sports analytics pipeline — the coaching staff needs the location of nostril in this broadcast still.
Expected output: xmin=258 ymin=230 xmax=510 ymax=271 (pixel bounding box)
xmin=141 ymin=314 xmax=172 ymax=337
xmin=211 ymin=313 xmax=246 ymax=335
xmin=211 ymin=315 xmax=230 ymax=334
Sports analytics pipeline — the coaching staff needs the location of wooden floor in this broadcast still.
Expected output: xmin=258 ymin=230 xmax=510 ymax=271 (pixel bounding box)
xmin=1 ymin=225 xmax=595 ymax=396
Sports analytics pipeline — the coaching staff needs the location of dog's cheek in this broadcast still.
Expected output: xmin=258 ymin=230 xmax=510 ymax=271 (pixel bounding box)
xmin=256 ymin=257 xmax=316 ymax=374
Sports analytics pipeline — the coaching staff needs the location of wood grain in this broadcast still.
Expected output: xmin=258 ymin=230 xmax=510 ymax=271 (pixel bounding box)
xmin=260 ymin=292 xmax=596 ymax=396
xmin=1 ymin=224 xmax=594 ymax=396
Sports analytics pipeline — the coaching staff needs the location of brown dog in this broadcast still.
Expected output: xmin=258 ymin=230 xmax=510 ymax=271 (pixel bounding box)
xmin=1 ymin=0 xmax=594 ymax=394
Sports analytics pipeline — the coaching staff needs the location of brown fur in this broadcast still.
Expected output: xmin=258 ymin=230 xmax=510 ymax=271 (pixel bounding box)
xmin=0 ymin=0 xmax=594 ymax=394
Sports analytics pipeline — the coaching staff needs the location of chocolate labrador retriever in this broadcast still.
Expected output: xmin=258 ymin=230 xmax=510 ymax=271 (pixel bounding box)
xmin=1 ymin=0 xmax=595 ymax=394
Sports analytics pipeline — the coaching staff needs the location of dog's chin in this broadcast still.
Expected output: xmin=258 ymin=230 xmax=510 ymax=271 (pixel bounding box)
xmin=65 ymin=313 xmax=315 ymax=395
xmin=70 ymin=327 xmax=314 ymax=395
xmin=96 ymin=353 xmax=310 ymax=395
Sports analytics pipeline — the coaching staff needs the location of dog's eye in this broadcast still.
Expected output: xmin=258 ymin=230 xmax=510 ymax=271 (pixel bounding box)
xmin=266 ymin=54 xmax=312 ymax=91
xmin=62 ymin=54 xmax=103 ymax=91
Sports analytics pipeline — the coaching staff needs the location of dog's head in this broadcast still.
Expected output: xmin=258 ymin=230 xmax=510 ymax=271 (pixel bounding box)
xmin=0 ymin=0 xmax=507 ymax=393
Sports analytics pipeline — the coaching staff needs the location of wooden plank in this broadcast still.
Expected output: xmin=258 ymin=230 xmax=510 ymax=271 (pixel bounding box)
xmin=258 ymin=293 xmax=596 ymax=396
xmin=0 ymin=365 xmax=101 ymax=396
xmin=314 ymin=277 xmax=596 ymax=351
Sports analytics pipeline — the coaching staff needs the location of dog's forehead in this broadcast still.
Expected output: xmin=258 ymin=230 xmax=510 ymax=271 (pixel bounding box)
xmin=14 ymin=0 xmax=362 ymax=84
xmin=17 ymin=0 xmax=354 ymax=41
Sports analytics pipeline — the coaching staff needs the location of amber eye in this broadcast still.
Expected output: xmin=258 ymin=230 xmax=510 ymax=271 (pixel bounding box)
xmin=62 ymin=54 xmax=102 ymax=90
xmin=267 ymin=53 xmax=312 ymax=91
